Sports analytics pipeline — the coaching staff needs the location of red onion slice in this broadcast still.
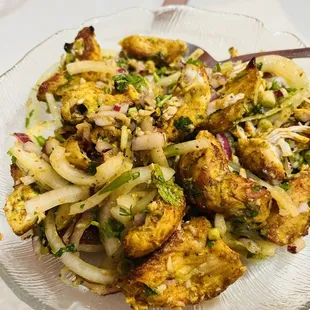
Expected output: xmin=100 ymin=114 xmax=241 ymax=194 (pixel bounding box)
xmin=14 ymin=132 xmax=31 ymax=143
xmin=216 ymin=133 xmax=232 ymax=159
xmin=113 ymin=105 xmax=121 ymax=112
xmin=117 ymin=68 xmax=127 ymax=74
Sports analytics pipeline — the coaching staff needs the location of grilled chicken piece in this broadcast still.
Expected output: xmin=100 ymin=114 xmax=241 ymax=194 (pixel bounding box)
xmin=236 ymin=138 xmax=286 ymax=184
xmin=206 ymin=58 xmax=264 ymax=134
xmin=4 ymin=184 xmax=40 ymax=236
xmin=178 ymin=130 xmax=271 ymax=224
xmin=63 ymin=136 xmax=91 ymax=170
xmin=120 ymin=35 xmax=187 ymax=65
xmin=124 ymin=196 xmax=185 ymax=258
xmin=294 ymin=108 xmax=310 ymax=122
xmin=37 ymin=26 xmax=101 ymax=101
xmin=61 ymin=82 xmax=103 ymax=124
xmin=10 ymin=164 xmax=24 ymax=187
xmin=163 ymin=64 xmax=211 ymax=142
xmin=263 ymin=169 xmax=310 ymax=245
xmin=122 ymin=217 xmax=245 ymax=309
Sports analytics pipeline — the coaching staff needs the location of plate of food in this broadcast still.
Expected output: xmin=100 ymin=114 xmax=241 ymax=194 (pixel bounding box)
xmin=1 ymin=5 xmax=310 ymax=310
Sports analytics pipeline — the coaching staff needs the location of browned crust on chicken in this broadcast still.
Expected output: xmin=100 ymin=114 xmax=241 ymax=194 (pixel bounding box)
xmin=178 ymin=130 xmax=271 ymax=224
xmin=122 ymin=217 xmax=245 ymax=309
xmin=263 ymin=169 xmax=310 ymax=245
xmin=120 ymin=35 xmax=187 ymax=65
xmin=10 ymin=164 xmax=24 ymax=187
xmin=124 ymin=196 xmax=186 ymax=258
xmin=236 ymin=138 xmax=286 ymax=184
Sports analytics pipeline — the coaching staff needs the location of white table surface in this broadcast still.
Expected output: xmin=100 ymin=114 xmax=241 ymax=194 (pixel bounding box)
xmin=0 ymin=0 xmax=309 ymax=309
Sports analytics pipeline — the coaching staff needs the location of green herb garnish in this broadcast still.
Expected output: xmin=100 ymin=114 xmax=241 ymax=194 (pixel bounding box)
xmin=99 ymin=171 xmax=140 ymax=194
xmin=25 ymin=109 xmax=34 ymax=128
xmin=183 ymin=178 xmax=202 ymax=197
xmin=103 ymin=218 xmax=125 ymax=239
xmin=186 ymin=58 xmax=202 ymax=66
xmin=279 ymin=181 xmax=289 ymax=191
xmin=64 ymin=72 xmax=73 ymax=81
xmin=285 ymin=87 xmax=297 ymax=93
xmin=257 ymin=62 xmax=263 ymax=71
xmin=54 ymin=243 xmax=77 ymax=257
xmin=155 ymin=94 xmax=172 ymax=107
xmin=173 ymin=116 xmax=193 ymax=132
xmin=119 ymin=206 xmax=133 ymax=218
xmin=206 ymin=239 xmax=215 ymax=248
xmin=80 ymin=204 xmax=85 ymax=210
xmin=34 ymin=136 xmax=46 ymax=147
xmin=87 ymin=161 xmax=100 ymax=176
xmin=55 ymin=133 xmax=66 ymax=143
xmin=151 ymin=164 xmax=183 ymax=206
xmin=7 ymin=150 xmax=17 ymax=164
xmin=113 ymin=73 xmax=147 ymax=92
xmin=251 ymin=185 xmax=261 ymax=192
xmin=214 ymin=63 xmax=221 ymax=72
xmin=270 ymin=80 xmax=281 ymax=91
xmin=234 ymin=71 xmax=247 ymax=80
xmin=144 ymin=285 xmax=157 ymax=297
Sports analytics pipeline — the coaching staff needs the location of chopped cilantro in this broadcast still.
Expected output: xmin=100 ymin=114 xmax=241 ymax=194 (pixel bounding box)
xmin=144 ymin=285 xmax=157 ymax=297
xmin=206 ymin=239 xmax=215 ymax=248
xmin=186 ymin=58 xmax=202 ymax=66
xmin=25 ymin=109 xmax=34 ymax=128
xmin=119 ymin=206 xmax=133 ymax=218
xmin=196 ymin=114 xmax=204 ymax=120
xmin=286 ymin=87 xmax=297 ymax=93
xmin=99 ymin=171 xmax=140 ymax=194
xmin=55 ymin=133 xmax=65 ymax=143
xmin=270 ymin=80 xmax=281 ymax=91
xmin=113 ymin=73 xmax=147 ymax=92
xmin=153 ymin=72 xmax=160 ymax=82
xmin=80 ymin=204 xmax=85 ymax=210
xmin=151 ymin=164 xmax=183 ymax=206
xmin=21 ymin=195 xmax=25 ymax=201
xmin=103 ymin=218 xmax=125 ymax=239
xmin=173 ymin=116 xmax=193 ymax=132
xmin=305 ymin=150 xmax=310 ymax=165
xmin=257 ymin=62 xmax=263 ymax=71
xmin=87 ymin=161 xmax=100 ymax=176
xmin=64 ymin=72 xmax=73 ymax=81
xmin=251 ymin=185 xmax=261 ymax=192
xmin=54 ymin=243 xmax=76 ymax=257
xmin=234 ymin=71 xmax=247 ymax=80
xmin=155 ymin=66 xmax=168 ymax=76
xmin=7 ymin=150 xmax=17 ymax=164
xmin=252 ymin=105 xmax=264 ymax=114
xmin=213 ymin=63 xmax=221 ymax=72
xmin=142 ymin=208 xmax=151 ymax=214
xmin=34 ymin=136 xmax=46 ymax=147
xmin=246 ymin=209 xmax=259 ymax=218
xmin=232 ymin=170 xmax=239 ymax=175
xmin=155 ymin=94 xmax=172 ymax=107
xmin=183 ymin=178 xmax=202 ymax=197
xmin=279 ymin=181 xmax=289 ymax=191
xmin=117 ymin=57 xmax=128 ymax=69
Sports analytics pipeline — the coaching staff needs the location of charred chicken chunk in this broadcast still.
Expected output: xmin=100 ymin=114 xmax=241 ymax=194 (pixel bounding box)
xmin=236 ymin=138 xmax=286 ymax=184
xmin=120 ymin=35 xmax=187 ymax=65
xmin=4 ymin=184 xmax=40 ymax=235
xmin=178 ymin=130 xmax=271 ymax=224
xmin=206 ymin=58 xmax=264 ymax=134
xmin=263 ymin=169 xmax=310 ymax=245
xmin=163 ymin=64 xmax=211 ymax=142
xmin=122 ymin=217 xmax=245 ymax=309
xmin=124 ymin=195 xmax=185 ymax=258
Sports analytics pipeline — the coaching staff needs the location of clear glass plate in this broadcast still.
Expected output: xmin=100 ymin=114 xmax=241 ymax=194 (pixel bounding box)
xmin=0 ymin=5 xmax=309 ymax=310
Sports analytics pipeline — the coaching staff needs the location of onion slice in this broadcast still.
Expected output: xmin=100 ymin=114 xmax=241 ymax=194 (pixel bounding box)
xmin=164 ymin=139 xmax=210 ymax=157
xmin=26 ymin=185 xmax=89 ymax=217
xmin=132 ymin=133 xmax=165 ymax=151
xmin=11 ymin=143 xmax=68 ymax=190
xmin=46 ymin=93 xmax=62 ymax=128
xmin=50 ymin=145 xmax=123 ymax=186
xmin=66 ymin=61 xmax=116 ymax=76
xmin=44 ymin=211 xmax=117 ymax=284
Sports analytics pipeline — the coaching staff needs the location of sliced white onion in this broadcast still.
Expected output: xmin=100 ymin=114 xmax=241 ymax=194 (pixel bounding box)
xmin=156 ymin=72 xmax=181 ymax=87
xmin=120 ymin=125 xmax=129 ymax=151
xmin=96 ymin=139 xmax=113 ymax=153
xmin=132 ymin=133 xmax=165 ymax=151
xmin=277 ymin=138 xmax=293 ymax=156
xmin=164 ymin=139 xmax=210 ymax=157
xmin=11 ymin=143 xmax=68 ymax=190
xmin=25 ymin=185 xmax=89 ymax=217
xmin=44 ymin=211 xmax=117 ymax=284
xmin=140 ymin=116 xmax=154 ymax=132
xmin=66 ymin=61 xmax=116 ymax=76
xmin=287 ymin=237 xmax=306 ymax=254
xmin=119 ymin=103 xmax=129 ymax=114
xmin=32 ymin=236 xmax=43 ymax=260
xmin=23 ymin=141 xmax=42 ymax=155
xmin=150 ymin=147 xmax=169 ymax=167
xmin=50 ymin=145 xmax=123 ymax=186
xmin=20 ymin=175 xmax=36 ymax=185
xmin=132 ymin=190 xmax=157 ymax=214
xmin=78 ymin=244 xmax=104 ymax=253
xmin=239 ymin=238 xmax=261 ymax=254
xmin=214 ymin=213 xmax=227 ymax=237
xmin=110 ymin=206 xmax=132 ymax=226
xmin=89 ymin=111 xmax=130 ymax=127
xmin=44 ymin=138 xmax=60 ymax=155
xmin=257 ymin=55 xmax=309 ymax=89
xmin=46 ymin=93 xmax=62 ymax=128
xmin=298 ymin=202 xmax=309 ymax=213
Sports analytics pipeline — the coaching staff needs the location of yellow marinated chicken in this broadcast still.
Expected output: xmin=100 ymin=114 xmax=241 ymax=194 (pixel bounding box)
xmin=124 ymin=195 xmax=185 ymax=258
xmin=90 ymin=126 xmax=121 ymax=145
xmin=63 ymin=136 xmax=91 ymax=170
xmin=120 ymin=35 xmax=187 ymax=65
xmin=122 ymin=217 xmax=245 ymax=309
xmin=178 ymin=130 xmax=271 ymax=224
xmin=206 ymin=58 xmax=264 ymax=134
xmin=4 ymin=184 xmax=40 ymax=236
xmin=262 ymin=169 xmax=310 ymax=245
xmin=163 ymin=64 xmax=211 ymax=142
xmin=61 ymin=82 xmax=103 ymax=123
xmin=236 ymin=138 xmax=286 ymax=184
xmin=37 ymin=26 xmax=101 ymax=101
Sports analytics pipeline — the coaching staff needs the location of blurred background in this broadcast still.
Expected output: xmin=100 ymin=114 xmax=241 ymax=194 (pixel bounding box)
xmin=0 ymin=0 xmax=309 ymax=308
